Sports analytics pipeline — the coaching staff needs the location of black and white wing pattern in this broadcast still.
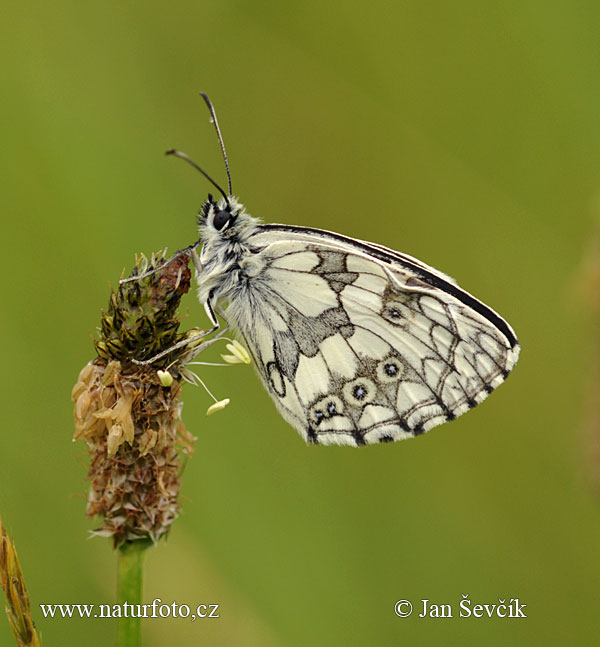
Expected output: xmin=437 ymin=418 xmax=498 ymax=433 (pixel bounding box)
xmin=224 ymin=225 xmax=520 ymax=447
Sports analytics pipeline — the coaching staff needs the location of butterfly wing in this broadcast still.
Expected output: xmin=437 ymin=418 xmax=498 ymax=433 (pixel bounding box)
xmin=224 ymin=225 xmax=519 ymax=446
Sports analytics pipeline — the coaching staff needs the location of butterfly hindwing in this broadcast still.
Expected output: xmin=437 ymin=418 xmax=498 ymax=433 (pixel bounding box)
xmin=222 ymin=225 xmax=519 ymax=446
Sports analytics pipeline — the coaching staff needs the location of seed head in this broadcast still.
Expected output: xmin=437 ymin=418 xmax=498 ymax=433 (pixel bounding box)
xmin=72 ymin=252 xmax=197 ymax=547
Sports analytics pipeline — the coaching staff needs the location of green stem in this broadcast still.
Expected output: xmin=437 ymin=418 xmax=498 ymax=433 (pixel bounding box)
xmin=116 ymin=540 xmax=151 ymax=647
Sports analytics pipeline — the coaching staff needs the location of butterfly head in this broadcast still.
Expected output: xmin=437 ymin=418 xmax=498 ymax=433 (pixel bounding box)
xmin=198 ymin=194 xmax=259 ymax=246
xmin=200 ymin=194 xmax=238 ymax=233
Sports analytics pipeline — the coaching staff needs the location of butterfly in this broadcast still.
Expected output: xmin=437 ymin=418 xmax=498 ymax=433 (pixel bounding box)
xmin=145 ymin=94 xmax=520 ymax=447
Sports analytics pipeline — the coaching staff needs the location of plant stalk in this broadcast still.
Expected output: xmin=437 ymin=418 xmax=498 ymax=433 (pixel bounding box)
xmin=116 ymin=540 xmax=151 ymax=647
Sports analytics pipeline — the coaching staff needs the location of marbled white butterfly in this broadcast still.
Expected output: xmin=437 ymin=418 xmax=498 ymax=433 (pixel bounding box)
xmin=141 ymin=94 xmax=520 ymax=447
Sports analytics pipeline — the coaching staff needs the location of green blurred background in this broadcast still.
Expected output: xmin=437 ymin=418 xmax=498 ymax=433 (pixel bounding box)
xmin=2 ymin=1 xmax=599 ymax=645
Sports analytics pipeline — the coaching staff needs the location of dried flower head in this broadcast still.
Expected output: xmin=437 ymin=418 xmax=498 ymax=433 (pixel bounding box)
xmin=72 ymin=252 xmax=197 ymax=547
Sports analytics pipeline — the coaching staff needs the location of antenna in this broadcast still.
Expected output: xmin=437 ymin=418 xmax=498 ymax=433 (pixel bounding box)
xmin=199 ymin=92 xmax=232 ymax=197
xmin=165 ymin=149 xmax=229 ymax=203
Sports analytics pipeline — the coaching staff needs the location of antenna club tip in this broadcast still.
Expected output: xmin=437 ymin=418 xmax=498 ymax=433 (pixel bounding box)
xmin=165 ymin=149 xmax=177 ymax=156
xmin=199 ymin=92 xmax=212 ymax=108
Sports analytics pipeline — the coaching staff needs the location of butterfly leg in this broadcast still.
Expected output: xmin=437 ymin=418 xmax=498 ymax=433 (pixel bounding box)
xmin=131 ymin=291 xmax=226 ymax=365
xmin=131 ymin=322 xmax=230 ymax=366
xmin=120 ymin=240 xmax=201 ymax=285
xmin=204 ymin=292 xmax=219 ymax=328
xmin=179 ymin=324 xmax=231 ymax=362
xmin=130 ymin=259 xmax=228 ymax=364
xmin=169 ymin=295 xmax=226 ymax=363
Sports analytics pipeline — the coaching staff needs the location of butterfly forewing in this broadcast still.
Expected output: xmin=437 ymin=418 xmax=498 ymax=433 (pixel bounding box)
xmin=221 ymin=224 xmax=519 ymax=446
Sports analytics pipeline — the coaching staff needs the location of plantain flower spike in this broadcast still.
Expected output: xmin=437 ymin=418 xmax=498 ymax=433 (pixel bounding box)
xmin=72 ymin=252 xmax=198 ymax=547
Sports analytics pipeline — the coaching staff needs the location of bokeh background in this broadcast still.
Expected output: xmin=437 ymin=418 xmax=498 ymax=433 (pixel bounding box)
xmin=2 ymin=1 xmax=600 ymax=645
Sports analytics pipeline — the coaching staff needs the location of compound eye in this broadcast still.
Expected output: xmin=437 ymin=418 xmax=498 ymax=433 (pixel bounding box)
xmin=213 ymin=209 xmax=231 ymax=230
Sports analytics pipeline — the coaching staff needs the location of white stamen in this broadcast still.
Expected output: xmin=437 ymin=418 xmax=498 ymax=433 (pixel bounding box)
xmin=221 ymin=340 xmax=251 ymax=364
xmin=206 ymin=398 xmax=230 ymax=416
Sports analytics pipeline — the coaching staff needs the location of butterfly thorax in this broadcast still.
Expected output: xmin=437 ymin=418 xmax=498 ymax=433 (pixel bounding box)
xmin=194 ymin=196 xmax=263 ymax=306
